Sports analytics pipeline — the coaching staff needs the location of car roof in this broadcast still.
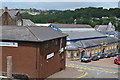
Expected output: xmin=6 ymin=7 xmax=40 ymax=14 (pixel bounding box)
xmin=117 ymin=56 xmax=120 ymax=58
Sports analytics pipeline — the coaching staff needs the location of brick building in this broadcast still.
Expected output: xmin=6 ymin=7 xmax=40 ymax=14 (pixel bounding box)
xmin=0 ymin=7 xmax=67 ymax=78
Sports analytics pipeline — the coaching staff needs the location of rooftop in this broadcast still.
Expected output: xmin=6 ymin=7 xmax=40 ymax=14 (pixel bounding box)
xmin=0 ymin=26 xmax=67 ymax=42
xmin=52 ymin=23 xmax=92 ymax=28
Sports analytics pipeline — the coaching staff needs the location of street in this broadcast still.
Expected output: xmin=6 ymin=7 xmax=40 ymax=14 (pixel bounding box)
xmin=66 ymin=57 xmax=120 ymax=79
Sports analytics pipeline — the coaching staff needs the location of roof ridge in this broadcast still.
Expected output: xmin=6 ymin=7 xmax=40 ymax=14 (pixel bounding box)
xmin=25 ymin=26 xmax=40 ymax=41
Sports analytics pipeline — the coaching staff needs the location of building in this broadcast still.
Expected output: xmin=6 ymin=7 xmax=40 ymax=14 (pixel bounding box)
xmin=0 ymin=7 xmax=23 ymax=26
xmin=47 ymin=23 xmax=119 ymax=60
xmin=0 ymin=7 xmax=67 ymax=78
xmin=95 ymin=22 xmax=115 ymax=31
xmin=95 ymin=22 xmax=120 ymax=47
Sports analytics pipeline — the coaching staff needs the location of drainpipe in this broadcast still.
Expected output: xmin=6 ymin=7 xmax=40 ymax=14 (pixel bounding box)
xmin=36 ymin=43 xmax=40 ymax=79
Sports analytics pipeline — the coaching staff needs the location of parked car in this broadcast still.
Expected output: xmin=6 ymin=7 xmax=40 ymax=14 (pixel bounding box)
xmin=91 ymin=55 xmax=99 ymax=61
xmin=114 ymin=52 xmax=119 ymax=56
xmin=81 ymin=56 xmax=91 ymax=62
xmin=104 ymin=53 xmax=111 ymax=58
xmin=97 ymin=53 xmax=105 ymax=59
xmin=114 ymin=56 xmax=120 ymax=65
xmin=110 ymin=53 xmax=116 ymax=57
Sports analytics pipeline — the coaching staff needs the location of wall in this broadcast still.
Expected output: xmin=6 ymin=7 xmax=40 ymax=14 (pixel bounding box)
xmin=2 ymin=42 xmax=37 ymax=78
xmin=39 ymin=37 xmax=66 ymax=78
xmin=2 ymin=37 xmax=66 ymax=79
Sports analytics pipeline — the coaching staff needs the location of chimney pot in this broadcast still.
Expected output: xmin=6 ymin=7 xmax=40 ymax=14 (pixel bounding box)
xmin=4 ymin=7 xmax=8 ymax=12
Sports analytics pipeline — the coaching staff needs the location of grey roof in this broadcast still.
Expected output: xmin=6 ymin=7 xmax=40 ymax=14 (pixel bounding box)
xmin=75 ymin=37 xmax=119 ymax=48
xmin=52 ymin=24 xmax=92 ymax=28
xmin=118 ymin=32 xmax=120 ymax=39
xmin=23 ymin=19 xmax=36 ymax=26
xmin=0 ymin=26 xmax=67 ymax=42
xmin=66 ymin=37 xmax=119 ymax=50
xmin=95 ymin=25 xmax=115 ymax=31
xmin=64 ymin=30 xmax=106 ymax=40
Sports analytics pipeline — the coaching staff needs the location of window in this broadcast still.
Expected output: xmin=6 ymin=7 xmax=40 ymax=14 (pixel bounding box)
xmin=45 ymin=41 xmax=51 ymax=49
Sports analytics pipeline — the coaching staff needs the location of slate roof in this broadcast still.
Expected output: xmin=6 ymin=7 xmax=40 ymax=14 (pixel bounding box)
xmin=69 ymin=37 xmax=119 ymax=49
xmin=52 ymin=23 xmax=92 ymax=28
xmin=66 ymin=37 xmax=119 ymax=50
xmin=0 ymin=26 xmax=67 ymax=42
xmin=80 ymin=37 xmax=119 ymax=48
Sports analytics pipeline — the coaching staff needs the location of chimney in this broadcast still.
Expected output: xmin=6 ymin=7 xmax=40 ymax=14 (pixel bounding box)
xmin=4 ymin=7 xmax=8 ymax=12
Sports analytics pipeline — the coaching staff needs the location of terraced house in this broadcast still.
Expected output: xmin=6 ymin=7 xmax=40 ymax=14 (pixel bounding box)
xmin=0 ymin=7 xmax=67 ymax=78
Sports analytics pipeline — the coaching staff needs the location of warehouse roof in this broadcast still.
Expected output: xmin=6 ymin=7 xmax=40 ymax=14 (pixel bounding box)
xmin=52 ymin=23 xmax=92 ymax=28
xmin=65 ymin=30 xmax=106 ymax=40
xmin=71 ymin=37 xmax=119 ymax=49
xmin=0 ymin=26 xmax=67 ymax=42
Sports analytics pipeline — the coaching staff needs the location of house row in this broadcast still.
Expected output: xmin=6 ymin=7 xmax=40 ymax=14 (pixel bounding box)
xmin=0 ymin=7 xmax=67 ymax=78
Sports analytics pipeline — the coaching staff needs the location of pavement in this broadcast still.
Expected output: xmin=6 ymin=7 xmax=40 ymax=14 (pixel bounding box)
xmin=47 ymin=67 xmax=86 ymax=79
xmin=47 ymin=56 xmax=119 ymax=79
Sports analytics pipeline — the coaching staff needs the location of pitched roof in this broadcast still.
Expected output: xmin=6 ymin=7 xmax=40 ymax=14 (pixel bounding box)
xmin=0 ymin=26 xmax=67 ymax=42
xmin=73 ymin=37 xmax=119 ymax=49
xmin=52 ymin=23 xmax=92 ymax=28
xmin=23 ymin=19 xmax=36 ymax=26
xmin=95 ymin=25 xmax=115 ymax=31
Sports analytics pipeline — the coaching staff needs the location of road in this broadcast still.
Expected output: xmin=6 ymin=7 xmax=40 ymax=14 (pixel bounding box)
xmin=66 ymin=57 xmax=120 ymax=79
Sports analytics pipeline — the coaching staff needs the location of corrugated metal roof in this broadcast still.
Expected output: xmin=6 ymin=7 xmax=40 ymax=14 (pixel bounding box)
xmin=0 ymin=26 xmax=67 ymax=42
xmin=74 ymin=37 xmax=119 ymax=48
xmin=64 ymin=30 xmax=106 ymax=40
xmin=52 ymin=23 xmax=92 ymax=28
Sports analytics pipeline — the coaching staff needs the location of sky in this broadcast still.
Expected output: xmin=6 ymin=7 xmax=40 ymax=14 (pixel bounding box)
xmin=0 ymin=0 xmax=119 ymax=10
xmin=1 ymin=0 xmax=120 ymax=2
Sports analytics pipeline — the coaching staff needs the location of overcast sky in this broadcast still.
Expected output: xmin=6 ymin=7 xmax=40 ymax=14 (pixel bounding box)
xmin=1 ymin=0 xmax=120 ymax=2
